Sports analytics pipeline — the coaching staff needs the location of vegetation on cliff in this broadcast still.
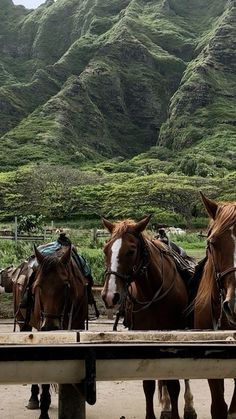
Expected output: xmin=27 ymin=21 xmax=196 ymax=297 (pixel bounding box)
xmin=0 ymin=0 xmax=235 ymax=225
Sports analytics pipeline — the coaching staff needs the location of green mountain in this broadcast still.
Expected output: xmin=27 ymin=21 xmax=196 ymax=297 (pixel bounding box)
xmin=0 ymin=0 xmax=235 ymax=224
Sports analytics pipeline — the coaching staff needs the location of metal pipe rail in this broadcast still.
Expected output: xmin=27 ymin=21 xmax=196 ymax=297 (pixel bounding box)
xmin=1 ymin=330 xmax=236 ymax=419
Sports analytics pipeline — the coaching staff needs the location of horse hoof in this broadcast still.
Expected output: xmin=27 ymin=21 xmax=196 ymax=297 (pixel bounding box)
xmin=160 ymin=411 xmax=171 ymax=419
xmin=184 ymin=411 xmax=197 ymax=419
xmin=26 ymin=399 xmax=40 ymax=409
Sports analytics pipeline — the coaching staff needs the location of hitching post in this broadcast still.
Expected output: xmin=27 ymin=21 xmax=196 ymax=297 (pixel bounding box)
xmin=58 ymin=384 xmax=85 ymax=419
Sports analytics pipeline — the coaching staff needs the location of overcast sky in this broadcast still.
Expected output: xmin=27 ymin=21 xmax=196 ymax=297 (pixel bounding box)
xmin=13 ymin=0 xmax=47 ymax=8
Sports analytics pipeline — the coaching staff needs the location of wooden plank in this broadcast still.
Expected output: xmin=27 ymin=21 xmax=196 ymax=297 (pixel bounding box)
xmin=78 ymin=330 xmax=236 ymax=343
xmin=0 ymin=360 xmax=85 ymax=384
xmin=0 ymin=331 xmax=78 ymax=345
xmin=0 ymin=330 xmax=236 ymax=345
xmin=0 ymin=357 xmax=236 ymax=384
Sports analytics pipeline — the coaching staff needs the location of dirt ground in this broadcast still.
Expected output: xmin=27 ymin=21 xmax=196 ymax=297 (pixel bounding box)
xmin=0 ymin=318 xmax=235 ymax=419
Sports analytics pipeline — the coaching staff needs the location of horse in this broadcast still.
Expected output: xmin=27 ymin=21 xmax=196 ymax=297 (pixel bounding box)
xmin=13 ymin=244 xmax=88 ymax=419
xmin=101 ymin=215 xmax=197 ymax=419
xmin=194 ymin=192 xmax=236 ymax=419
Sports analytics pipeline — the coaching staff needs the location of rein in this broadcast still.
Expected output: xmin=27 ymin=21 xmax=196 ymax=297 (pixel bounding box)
xmin=129 ymin=247 xmax=176 ymax=314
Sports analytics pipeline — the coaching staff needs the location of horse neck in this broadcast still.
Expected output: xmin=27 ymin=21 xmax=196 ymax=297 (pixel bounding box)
xmin=134 ymin=239 xmax=174 ymax=297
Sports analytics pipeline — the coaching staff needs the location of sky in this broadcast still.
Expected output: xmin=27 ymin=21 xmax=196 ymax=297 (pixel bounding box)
xmin=13 ymin=0 xmax=48 ymax=8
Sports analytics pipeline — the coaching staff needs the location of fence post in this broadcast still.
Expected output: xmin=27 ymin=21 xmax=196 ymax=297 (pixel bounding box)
xmin=59 ymin=384 xmax=85 ymax=419
xmin=14 ymin=217 xmax=18 ymax=242
xmin=92 ymin=228 xmax=97 ymax=246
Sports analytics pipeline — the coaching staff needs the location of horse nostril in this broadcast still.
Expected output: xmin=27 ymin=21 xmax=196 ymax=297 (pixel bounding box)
xmin=113 ymin=292 xmax=120 ymax=305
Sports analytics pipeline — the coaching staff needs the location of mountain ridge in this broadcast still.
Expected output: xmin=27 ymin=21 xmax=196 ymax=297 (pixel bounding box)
xmin=0 ymin=0 xmax=234 ymax=172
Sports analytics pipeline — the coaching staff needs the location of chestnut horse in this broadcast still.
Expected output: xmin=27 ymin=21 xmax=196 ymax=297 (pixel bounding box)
xmin=101 ymin=215 xmax=197 ymax=419
xmin=194 ymin=193 xmax=236 ymax=419
xmin=13 ymin=245 xmax=88 ymax=419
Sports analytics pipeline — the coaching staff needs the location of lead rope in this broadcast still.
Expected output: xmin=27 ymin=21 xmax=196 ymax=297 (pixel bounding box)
xmin=68 ymin=303 xmax=74 ymax=330
xmin=129 ymin=250 xmax=176 ymax=314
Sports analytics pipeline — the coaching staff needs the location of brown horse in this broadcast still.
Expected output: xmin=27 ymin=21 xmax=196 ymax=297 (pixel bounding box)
xmin=13 ymin=244 xmax=88 ymax=419
xmin=101 ymin=215 xmax=197 ymax=419
xmin=194 ymin=193 xmax=236 ymax=419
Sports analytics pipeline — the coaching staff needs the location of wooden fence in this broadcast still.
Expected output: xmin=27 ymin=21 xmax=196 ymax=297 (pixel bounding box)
xmin=0 ymin=224 xmax=110 ymax=243
xmin=0 ymin=330 xmax=236 ymax=418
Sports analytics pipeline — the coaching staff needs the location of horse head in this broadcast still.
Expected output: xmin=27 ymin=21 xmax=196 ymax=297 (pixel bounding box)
xmin=101 ymin=215 xmax=151 ymax=309
xmin=200 ymin=192 xmax=236 ymax=326
xmin=32 ymin=245 xmax=73 ymax=331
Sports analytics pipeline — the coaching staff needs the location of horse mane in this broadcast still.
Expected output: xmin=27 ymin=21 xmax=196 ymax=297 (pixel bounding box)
xmin=208 ymin=202 xmax=236 ymax=240
xmin=111 ymin=219 xmax=141 ymax=236
xmin=194 ymin=258 xmax=214 ymax=310
xmin=195 ymin=201 xmax=236 ymax=310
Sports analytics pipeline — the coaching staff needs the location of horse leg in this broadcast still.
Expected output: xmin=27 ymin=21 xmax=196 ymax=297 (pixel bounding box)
xmin=165 ymin=380 xmax=180 ymax=419
xmin=158 ymin=380 xmax=171 ymax=419
xmin=26 ymin=384 xmax=40 ymax=409
xmin=228 ymin=379 xmax=236 ymax=418
xmin=143 ymin=380 xmax=156 ymax=419
xmin=183 ymin=379 xmax=197 ymax=419
xmin=39 ymin=384 xmax=51 ymax=419
xmin=208 ymin=379 xmax=228 ymax=419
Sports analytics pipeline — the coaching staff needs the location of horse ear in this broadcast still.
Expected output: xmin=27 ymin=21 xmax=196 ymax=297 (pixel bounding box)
xmin=60 ymin=245 xmax=72 ymax=265
xmin=200 ymin=192 xmax=218 ymax=219
xmin=34 ymin=244 xmax=45 ymax=264
xmin=134 ymin=215 xmax=152 ymax=234
xmin=102 ymin=217 xmax=114 ymax=233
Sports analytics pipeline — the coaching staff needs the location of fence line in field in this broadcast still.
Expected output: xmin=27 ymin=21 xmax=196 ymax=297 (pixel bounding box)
xmin=0 ymin=219 xmax=110 ymax=243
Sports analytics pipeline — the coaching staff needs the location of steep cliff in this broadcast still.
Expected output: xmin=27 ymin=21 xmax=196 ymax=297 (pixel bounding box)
xmin=0 ymin=0 xmax=234 ymax=172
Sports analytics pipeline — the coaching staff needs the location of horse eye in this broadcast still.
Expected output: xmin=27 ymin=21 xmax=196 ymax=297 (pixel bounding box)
xmin=126 ymin=249 xmax=135 ymax=256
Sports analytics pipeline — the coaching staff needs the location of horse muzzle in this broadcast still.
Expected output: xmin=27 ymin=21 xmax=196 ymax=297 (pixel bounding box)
xmin=41 ymin=315 xmax=61 ymax=331
xmin=101 ymin=290 xmax=121 ymax=309
xmin=223 ymin=299 xmax=236 ymax=326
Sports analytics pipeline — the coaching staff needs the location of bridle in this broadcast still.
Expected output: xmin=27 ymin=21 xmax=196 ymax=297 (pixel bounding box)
xmin=104 ymin=233 xmax=149 ymax=285
xmin=207 ymin=232 xmax=236 ymax=329
xmin=104 ymin=234 xmax=176 ymax=318
xmin=39 ymin=279 xmax=74 ymax=330
xmin=207 ymin=238 xmax=236 ymax=291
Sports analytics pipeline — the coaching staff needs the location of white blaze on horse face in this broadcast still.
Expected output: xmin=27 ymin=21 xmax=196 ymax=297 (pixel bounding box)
xmin=108 ymin=238 xmax=122 ymax=294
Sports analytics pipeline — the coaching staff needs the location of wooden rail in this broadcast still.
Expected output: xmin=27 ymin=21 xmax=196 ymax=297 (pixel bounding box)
xmin=1 ymin=330 xmax=236 ymax=419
